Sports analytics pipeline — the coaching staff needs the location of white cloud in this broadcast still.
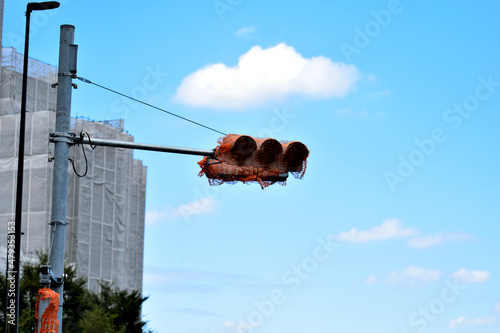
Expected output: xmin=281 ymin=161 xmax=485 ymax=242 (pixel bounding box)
xmin=451 ymin=268 xmax=490 ymax=284
xmin=174 ymin=43 xmax=360 ymax=110
xmin=368 ymin=90 xmax=391 ymax=97
xmin=330 ymin=219 xmax=471 ymax=249
xmin=145 ymin=208 xmax=170 ymax=224
xmin=365 ymin=275 xmax=377 ymax=284
xmin=407 ymin=232 xmax=472 ymax=249
xmin=143 ymin=266 xmax=260 ymax=294
xmin=235 ymin=26 xmax=256 ymax=37
xmin=333 ymin=108 xmax=386 ymax=119
xmin=145 ymin=197 xmax=217 ymax=224
xmin=218 ymin=320 xmax=260 ymax=333
xmin=172 ymin=197 xmax=217 ymax=218
xmin=334 ymin=108 xmax=368 ymax=119
xmin=495 ymin=303 xmax=500 ymax=312
xmin=449 ymin=316 xmax=496 ymax=329
xmin=407 ymin=233 xmax=442 ymax=248
xmin=385 ymin=266 xmax=442 ymax=286
xmin=223 ymin=321 xmax=237 ymax=328
xmin=331 ymin=219 xmax=419 ymax=243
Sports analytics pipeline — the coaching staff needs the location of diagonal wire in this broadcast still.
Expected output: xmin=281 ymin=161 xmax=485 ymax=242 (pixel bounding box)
xmin=76 ymin=76 xmax=227 ymax=136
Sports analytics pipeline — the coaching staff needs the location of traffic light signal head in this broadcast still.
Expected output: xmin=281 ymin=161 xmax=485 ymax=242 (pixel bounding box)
xmin=198 ymin=134 xmax=309 ymax=188
xmin=218 ymin=134 xmax=257 ymax=164
xmin=255 ymin=138 xmax=283 ymax=166
xmin=281 ymin=141 xmax=309 ymax=174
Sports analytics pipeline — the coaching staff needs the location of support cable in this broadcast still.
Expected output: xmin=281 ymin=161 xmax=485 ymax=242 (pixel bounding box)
xmin=70 ymin=131 xmax=96 ymax=178
xmin=46 ymin=223 xmax=56 ymax=265
xmin=76 ymin=76 xmax=227 ymax=136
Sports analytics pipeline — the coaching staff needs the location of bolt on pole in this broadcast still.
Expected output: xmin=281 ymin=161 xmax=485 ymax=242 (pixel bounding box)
xmin=39 ymin=24 xmax=76 ymax=333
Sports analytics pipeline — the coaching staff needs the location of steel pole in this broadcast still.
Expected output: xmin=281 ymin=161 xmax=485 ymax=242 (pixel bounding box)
xmin=45 ymin=24 xmax=75 ymax=333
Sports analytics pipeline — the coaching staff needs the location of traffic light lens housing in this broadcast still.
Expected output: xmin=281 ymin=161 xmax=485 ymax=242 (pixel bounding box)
xmin=229 ymin=135 xmax=257 ymax=163
xmin=255 ymin=138 xmax=282 ymax=165
xmin=282 ymin=141 xmax=309 ymax=172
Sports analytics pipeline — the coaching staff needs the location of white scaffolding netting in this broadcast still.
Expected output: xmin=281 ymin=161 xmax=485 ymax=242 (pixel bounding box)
xmin=0 ymin=47 xmax=57 ymax=115
xmin=68 ymin=119 xmax=147 ymax=292
xmin=0 ymin=47 xmax=147 ymax=293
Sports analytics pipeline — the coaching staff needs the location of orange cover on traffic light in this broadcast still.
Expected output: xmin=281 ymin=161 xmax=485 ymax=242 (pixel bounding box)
xmin=198 ymin=134 xmax=308 ymax=189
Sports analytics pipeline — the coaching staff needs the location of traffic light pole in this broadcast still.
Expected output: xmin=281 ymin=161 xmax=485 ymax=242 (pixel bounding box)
xmin=38 ymin=24 xmax=75 ymax=333
xmin=41 ymin=24 xmax=218 ymax=333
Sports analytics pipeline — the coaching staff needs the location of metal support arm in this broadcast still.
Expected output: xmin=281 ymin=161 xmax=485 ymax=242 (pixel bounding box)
xmin=49 ymin=132 xmax=216 ymax=157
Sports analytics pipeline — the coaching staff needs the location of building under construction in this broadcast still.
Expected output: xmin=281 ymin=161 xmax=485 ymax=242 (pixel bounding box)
xmin=0 ymin=46 xmax=147 ymax=293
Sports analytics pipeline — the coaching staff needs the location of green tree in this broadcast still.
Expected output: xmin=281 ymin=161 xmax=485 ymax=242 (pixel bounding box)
xmin=0 ymin=253 xmax=155 ymax=332
xmin=0 ymin=253 xmax=89 ymax=333
xmin=0 ymin=271 xmax=6 ymax=332
xmin=77 ymin=304 xmax=123 ymax=333
xmin=87 ymin=283 xmax=150 ymax=333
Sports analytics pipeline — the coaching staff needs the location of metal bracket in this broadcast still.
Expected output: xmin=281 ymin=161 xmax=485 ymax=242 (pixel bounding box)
xmin=58 ymin=72 xmax=76 ymax=78
xmin=49 ymin=220 xmax=69 ymax=226
xmin=51 ymin=82 xmax=77 ymax=89
xmin=206 ymin=158 xmax=222 ymax=166
xmin=49 ymin=132 xmax=77 ymax=145
xmin=39 ymin=265 xmax=65 ymax=288
xmin=39 ymin=265 xmax=52 ymax=287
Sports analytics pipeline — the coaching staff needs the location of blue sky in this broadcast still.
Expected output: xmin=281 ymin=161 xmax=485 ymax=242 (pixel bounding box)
xmin=4 ymin=0 xmax=500 ymax=332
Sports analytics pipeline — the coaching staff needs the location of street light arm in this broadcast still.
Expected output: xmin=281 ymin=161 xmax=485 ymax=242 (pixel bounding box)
xmin=27 ymin=1 xmax=60 ymax=12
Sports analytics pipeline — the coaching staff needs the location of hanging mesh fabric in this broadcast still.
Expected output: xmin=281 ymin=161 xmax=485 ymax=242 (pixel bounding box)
xmin=35 ymin=287 xmax=60 ymax=333
xmin=198 ymin=134 xmax=309 ymax=189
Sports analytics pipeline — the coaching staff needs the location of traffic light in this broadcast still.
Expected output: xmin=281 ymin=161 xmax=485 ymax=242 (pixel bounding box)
xmin=198 ymin=134 xmax=309 ymax=188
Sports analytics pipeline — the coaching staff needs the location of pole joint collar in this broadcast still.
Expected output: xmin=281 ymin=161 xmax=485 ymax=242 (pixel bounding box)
xmin=58 ymin=72 xmax=76 ymax=78
xmin=49 ymin=132 xmax=76 ymax=144
xmin=49 ymin=220 xmax=68 ymax=226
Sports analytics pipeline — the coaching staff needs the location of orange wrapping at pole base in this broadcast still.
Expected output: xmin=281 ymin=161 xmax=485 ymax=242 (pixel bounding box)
xmin=35 ymin=287 xmax=60 ymax=333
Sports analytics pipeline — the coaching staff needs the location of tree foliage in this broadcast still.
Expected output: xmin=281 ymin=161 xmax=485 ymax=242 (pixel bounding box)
xmin=0 ymin=253 xmax=155 ymax=333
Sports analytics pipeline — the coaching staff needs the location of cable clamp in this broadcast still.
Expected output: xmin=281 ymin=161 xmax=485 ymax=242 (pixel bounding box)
xmin=76 ymin=76 xmax=91 ymax=83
